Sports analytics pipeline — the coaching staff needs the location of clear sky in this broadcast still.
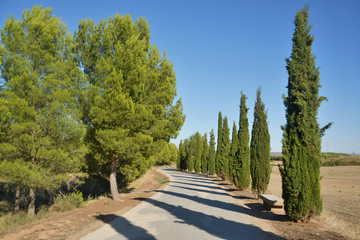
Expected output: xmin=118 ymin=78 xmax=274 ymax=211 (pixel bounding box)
xmin=1 ymin=0 xmax=359 ymax=154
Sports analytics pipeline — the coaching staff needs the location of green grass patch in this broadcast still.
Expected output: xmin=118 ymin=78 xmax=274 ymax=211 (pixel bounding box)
xmin=156 ymin=176 xmax=169 ymax=184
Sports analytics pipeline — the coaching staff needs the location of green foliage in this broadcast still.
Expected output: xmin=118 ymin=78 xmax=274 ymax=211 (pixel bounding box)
xmin=74 ymin=13 xmax=184 ymax=199
xmin=178 ymin=140 xmax=188 ymax=170
xmin=250 ymin=88 xmax=271 ymax=199
xmin=218 ymin=117 xmax=230 ymax=179
xmin=194 ymin=132 xmax=202 ymax=173
xmin=322 ymin=160 xmax=360 ymax=167
xmin=51 ymin=191 xmax=84 ymax=212
xmin=280 ymin=8 xmax=327 ymax=221
xmin=201 ymin=133 xmax=209 ymax=174
xmin=208 ymin=130 xmax=216 ymax=175
xmin=215 ymin=112 xmax=223 ymax=176
xmin=229 ymin=122 xmax=238 ymax=182
xmin=233 ymin=93 xmax=250 ymax=189
xmin=0 ymin=6 xmax=86 ymax=215
xmin=187 ymin=135 xmax=196 ymax=171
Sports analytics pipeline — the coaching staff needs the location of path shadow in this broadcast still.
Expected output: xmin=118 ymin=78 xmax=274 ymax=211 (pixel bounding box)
xmin=134 ymin=197 xmax=286 ymax=240
xmin=95 ymin=214 xmax=156 ymax=240
xmin=155 ymin=189 xmax=287 ymax=222
xmin=171 ymin=185 xmax=230 ymax=197
xmin=171 ymin=181 xmax=224 ymax=191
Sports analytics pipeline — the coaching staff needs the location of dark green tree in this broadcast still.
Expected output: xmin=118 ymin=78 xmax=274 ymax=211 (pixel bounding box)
xmin=219 ymin=117 xmax=230 ymax=179
xmin=208 ymin=130 xmax=216 ymax=175
xmin=250 ymin=87 xmax=271 ymax=199
xmin=201 ymin=133 xmax=209 ymax=174
xmin=177 ymin=141 xmax=183 ymax=169
xmin=181 ymin=138 xmax=190 ymax=171
xmin=215 ymin=112 xmax=223 ymax=176
xmin=0 ymin=6 xmax=86 ymax=217
xmin=234 ymin=93 xmax=250 ymax=189
xmin=229 ymin=121 xmax=238 ymax=183
xmin=280 ymin=8 xmax=331 ymax=221
xmin=187 ymin=135 xmax=196 ymax=171
xmin=194 ymin=132 xmax=202 ymax=173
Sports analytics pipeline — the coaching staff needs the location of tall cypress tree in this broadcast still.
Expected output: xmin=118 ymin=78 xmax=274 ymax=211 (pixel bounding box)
xmin=281 ymin=8 xmax=331 ymax=221
xmin=215 ymin=112 xmax=223 ymax=176
xmin=219 ymin=117 xmax=230 ymax=179
xmin=188 ymin=135 xmax=196 ymax=171
xmin=194 ymin=132 xmax=202 ymax=173
xmin=208 ymin=129 xmax=216 ymax=175
xmin=229 ymin=121 xmax=238 ymax=183
xmin=234 ymin=93 xmax=250 ymax=189
xmin=201 ymin=133 xmax=209 ymax=174
xmin=182 ymin=138 xmax=190 ymax=171
xmin=250 ymin=87 xmax=271 ymax=199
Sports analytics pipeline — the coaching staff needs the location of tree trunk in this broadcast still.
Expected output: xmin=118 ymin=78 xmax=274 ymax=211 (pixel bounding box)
xmin=28 ymin=187 xmax=36 ymax=218
xmin=110 ymin=157 xmax=121 ymax=201
xmin=14 ymin=186 xmax=21 ymax=213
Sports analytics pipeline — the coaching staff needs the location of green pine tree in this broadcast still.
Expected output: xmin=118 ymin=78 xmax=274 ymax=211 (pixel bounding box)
xmin=280 ymin=8 xmax=331 ymax=221
xmin=181 ymin=138 xmax=190 ymax=171
xmin=229 ymin=121 xmax=238 ymax=183
xmin=250 ymin=87 xmax=271 ymax=199
xmin=208 ymin=130 xmax=216 ymax=175
xmin=0 ymin=6 xmax=86 ymax=217
xmin=234 ymin=93 xmax=250 ymax=189
xmin=74 ymin=13 xmax=184 ymax=201
xmin=215 ymin=112 xmax=223 ymax=176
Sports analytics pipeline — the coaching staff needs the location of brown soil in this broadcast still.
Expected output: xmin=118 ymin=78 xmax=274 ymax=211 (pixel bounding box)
xmin=207 ymin=166 xmax=360 ymax=240
xmin=0 ymin=167 xmax=168 ymax=240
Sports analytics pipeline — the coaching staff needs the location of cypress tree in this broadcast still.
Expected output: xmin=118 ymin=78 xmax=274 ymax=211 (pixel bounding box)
xmin=219 ymin=117 xmax=230 ymax=179
xmin=177 ymin=140 xmax=183 ymax=169
xmin=182 ymin=138 xmax=190 ymax=171
xmin=194 ymin=132 xmax=202 ymax=173
xmin=281 ymin=8 xmax=332 ymax=221
xmin=187 ymin=135 xmax=196 ymax=171
xmin=201 ymin=133 xmax=209 ymax=174
xmin=215 ymin=112 xmax=223 ymax=176
xmin=250 ymin=87 xmax=271 ymax=199
xmin=208 ymin=129 xmax=216 ymax=175
xmin=234 ymin=93 xmax=250 ymax=189
xmin=229 ymin=121 xmax=238 ymax=183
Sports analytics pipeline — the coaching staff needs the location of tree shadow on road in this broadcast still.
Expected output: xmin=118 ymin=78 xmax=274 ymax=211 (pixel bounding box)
xmin=171 ymin=185 xmax=230 ymax=197
xmin=171 ymin=181 xmax=225 ymax=191
xmin=134 ymin=197 xmax=286 ymax=240
xmin=95 ymin=214 xmax=156 ymax=240
xmin=155 ymin=189 xmax=288 ymax=222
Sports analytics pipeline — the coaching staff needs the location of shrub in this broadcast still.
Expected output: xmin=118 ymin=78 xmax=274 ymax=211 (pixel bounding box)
xmin=51 ymin=191 xmax=84 ymax=212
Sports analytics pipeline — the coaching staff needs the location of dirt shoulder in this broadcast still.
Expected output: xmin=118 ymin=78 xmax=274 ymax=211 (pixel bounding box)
xmin=0 ymin=167 xmax=169 ymax=240
xmin=206 ymin=174 xmax=353 ymax=240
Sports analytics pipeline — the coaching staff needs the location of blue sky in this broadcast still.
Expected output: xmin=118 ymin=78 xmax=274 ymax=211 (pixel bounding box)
xmin=1 ymin=0 xmax=359 ymax=154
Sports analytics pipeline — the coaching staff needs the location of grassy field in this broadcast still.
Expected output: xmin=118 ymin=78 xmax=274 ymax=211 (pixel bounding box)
xmin=267 ymin=165 xmax=360 ymax=239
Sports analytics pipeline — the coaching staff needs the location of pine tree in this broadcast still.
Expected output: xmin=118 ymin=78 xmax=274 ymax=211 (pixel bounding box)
xmin=74 ymin=14 xmax=185 ymax=200
xmin=177 ymin=141 xmax=183 ymax=169
xmin=201 ymin=133 xmax=209 ymax=174
xmin=219 ymin=117 xmax=230 ymax=179
xmin=208 ymin=130 xmax=216 ymax=175
xmin=215 ymin=112 xmax=223 ymax=176
xmin=229 ymin=121 xmax=238 ymax=183
xmin=280 ymin=8 xmax=331 ymax=221
xmin=194 ymin=132 xmax=202 ymax=173
xmin=250 ymin=87 xmax=271 ymax=199
xmin=234 ymin=93 xmax=250 ymax=189
xmin=0 ymin=6 xmax=86 ymax=217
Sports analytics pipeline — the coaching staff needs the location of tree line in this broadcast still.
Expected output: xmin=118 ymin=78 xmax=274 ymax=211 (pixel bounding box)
xmin=0 ymin=6 xmax=184 ymax=217
xmin=178 ymin=7 xmax=331 ymax=223
xmin=177 ymin=88 xmax=271 ymax=200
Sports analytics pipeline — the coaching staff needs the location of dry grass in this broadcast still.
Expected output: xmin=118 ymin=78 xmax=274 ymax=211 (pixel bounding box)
xmin=267 ymin=165 xmax=360 ymax=239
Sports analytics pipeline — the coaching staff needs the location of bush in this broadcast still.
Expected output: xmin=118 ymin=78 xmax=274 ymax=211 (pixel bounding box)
xmin=51 ymin=191 xmax=84 ymax=212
